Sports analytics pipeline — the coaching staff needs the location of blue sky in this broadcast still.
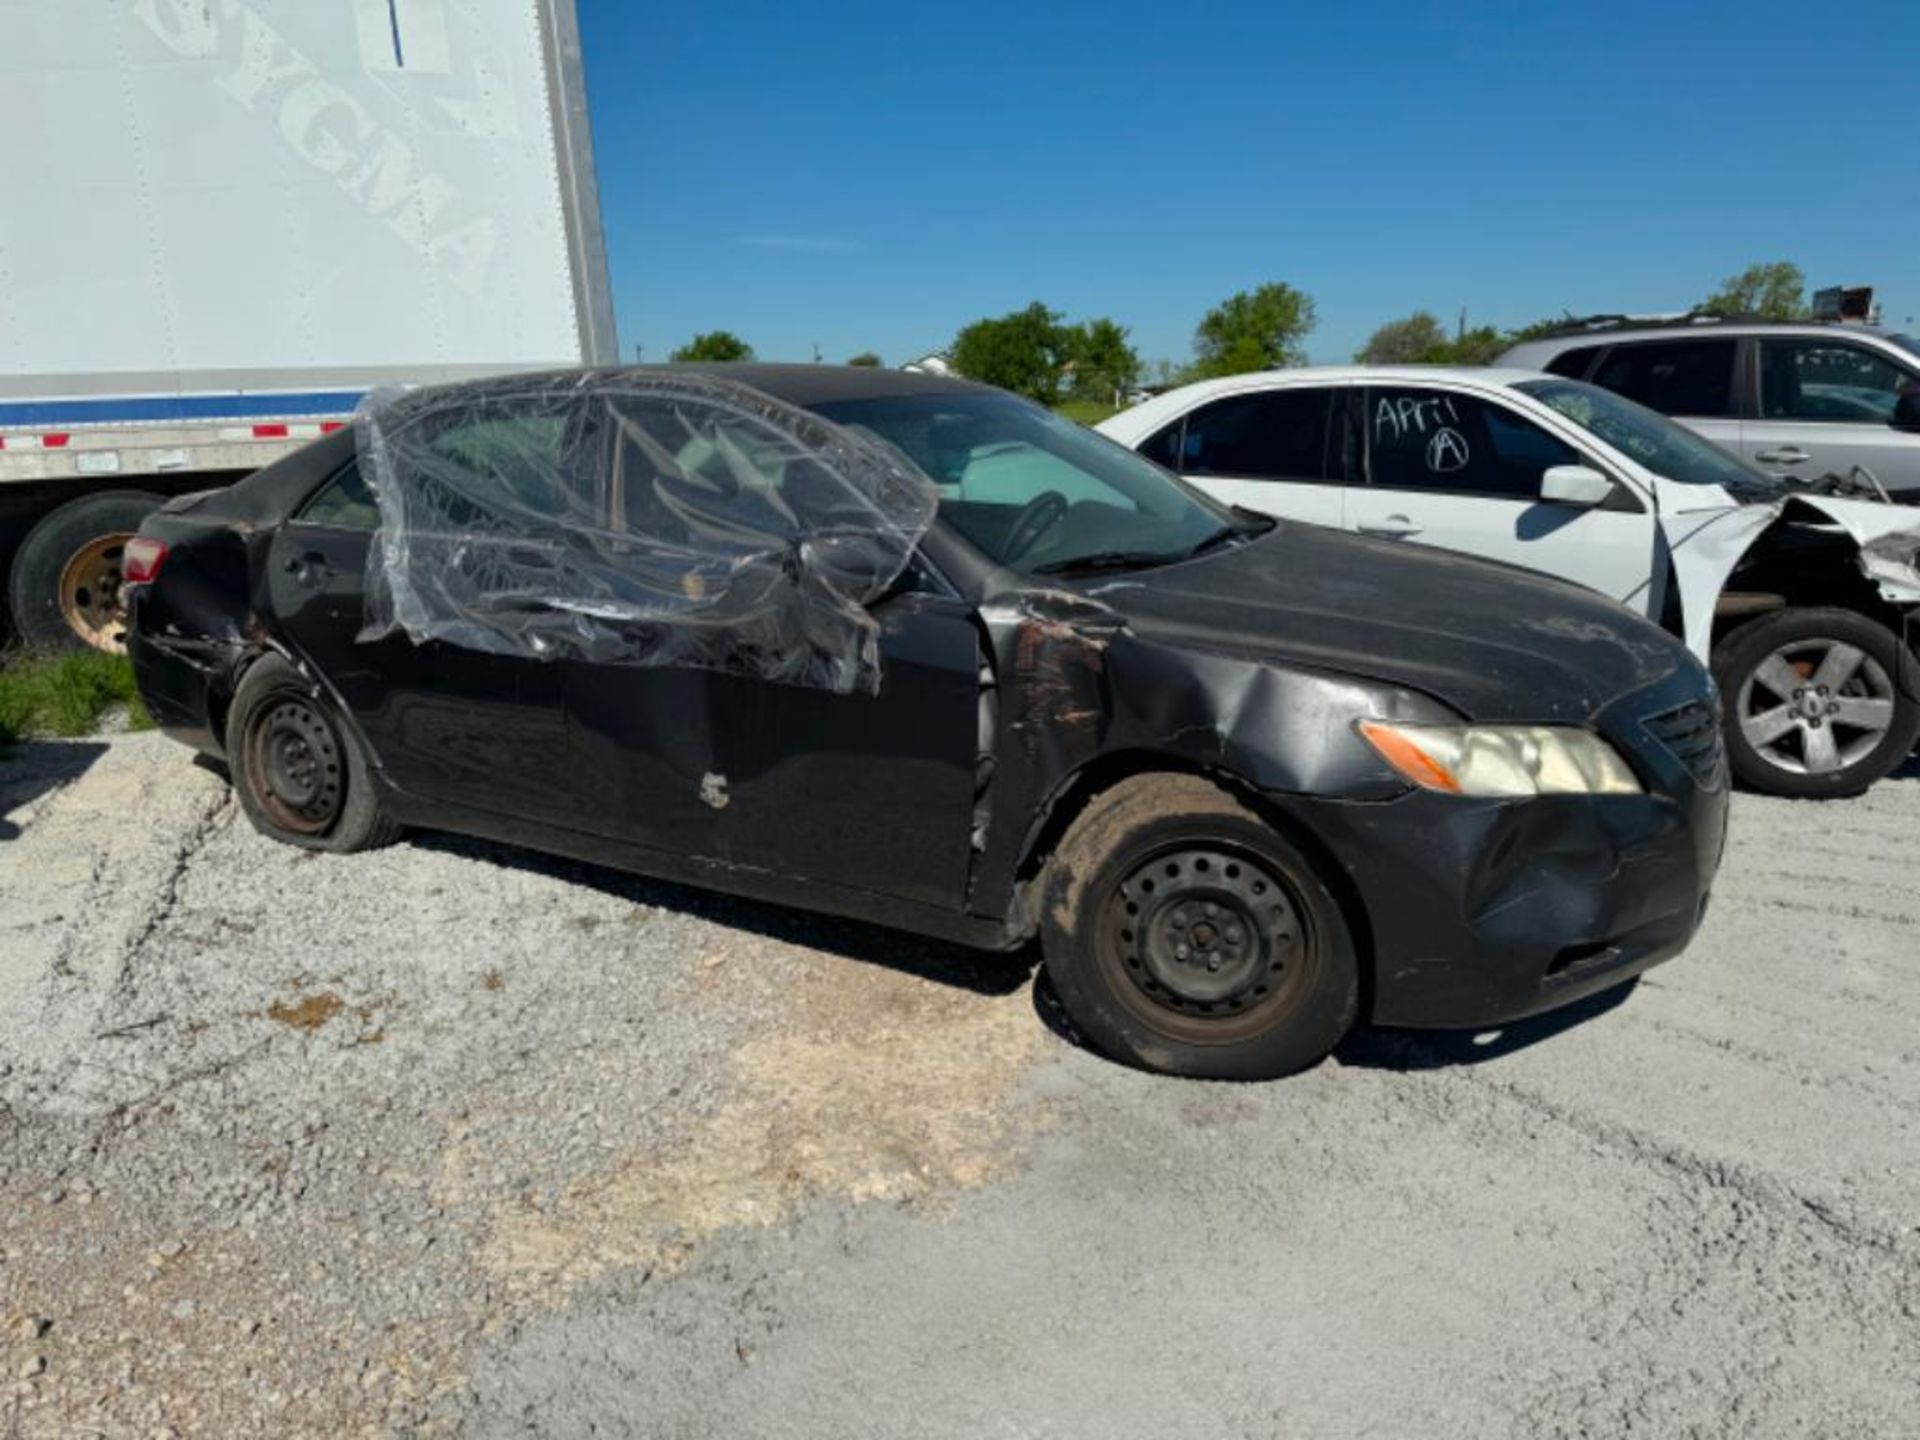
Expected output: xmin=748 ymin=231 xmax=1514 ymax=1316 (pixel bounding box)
xmin=576 ymin=0 xmax=1918 ymax=368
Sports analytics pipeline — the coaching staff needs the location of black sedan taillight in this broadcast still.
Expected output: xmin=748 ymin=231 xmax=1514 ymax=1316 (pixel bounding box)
xmin=122 ymin=536 xmax=169 ymax=585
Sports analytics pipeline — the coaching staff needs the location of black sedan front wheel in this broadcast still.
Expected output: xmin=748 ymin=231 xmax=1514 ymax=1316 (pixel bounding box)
xmin=226 ymin=655 xmax=401 ymax=853
xmin=1040 ymin=774 xmax=1359 ymax=1080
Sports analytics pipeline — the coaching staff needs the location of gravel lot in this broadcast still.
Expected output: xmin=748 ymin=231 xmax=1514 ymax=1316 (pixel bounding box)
xmin=2 ymin=732 xmax=1916 ymax=1438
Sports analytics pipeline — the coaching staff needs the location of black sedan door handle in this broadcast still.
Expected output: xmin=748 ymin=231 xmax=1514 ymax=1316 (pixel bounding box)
xmin=285 ymin=550 xmax=333 ymax=586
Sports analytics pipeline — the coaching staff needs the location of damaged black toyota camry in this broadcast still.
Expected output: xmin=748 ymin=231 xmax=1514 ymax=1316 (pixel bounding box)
xmin=126 ymin=366 xmax=1728 ymax=1079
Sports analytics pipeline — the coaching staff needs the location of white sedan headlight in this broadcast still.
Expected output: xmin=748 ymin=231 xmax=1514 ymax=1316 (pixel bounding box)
xmin=1358 ymin=721 xmax=1643 ymax=797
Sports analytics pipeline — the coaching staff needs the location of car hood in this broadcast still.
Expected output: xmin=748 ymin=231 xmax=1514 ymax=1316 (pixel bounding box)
xmin=1061 ymin=523 xmax=1691 ymax=724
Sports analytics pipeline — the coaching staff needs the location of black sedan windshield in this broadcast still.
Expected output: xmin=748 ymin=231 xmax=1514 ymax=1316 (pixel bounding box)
xmin=1516 ymin=377 xmax=1777 ymax=495
xmin=809 ymin=390 xmax=1234 ymax=572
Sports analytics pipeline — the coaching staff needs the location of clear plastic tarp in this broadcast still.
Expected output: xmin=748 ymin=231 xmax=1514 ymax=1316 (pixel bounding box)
xmin=354 ymin=371 xmax=940 ymax=695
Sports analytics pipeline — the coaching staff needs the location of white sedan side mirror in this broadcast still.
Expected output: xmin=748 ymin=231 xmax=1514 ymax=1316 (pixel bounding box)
xmin=1540 ymin=464 xmax=1615 ymax=508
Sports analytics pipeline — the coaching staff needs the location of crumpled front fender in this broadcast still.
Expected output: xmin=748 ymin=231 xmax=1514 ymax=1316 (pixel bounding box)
xmin=1666 ymin=495 xmax=1920 ymax=659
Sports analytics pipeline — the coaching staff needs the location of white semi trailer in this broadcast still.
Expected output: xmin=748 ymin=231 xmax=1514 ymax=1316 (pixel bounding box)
xmin=0 ymin=0 xmax=617 ymax=650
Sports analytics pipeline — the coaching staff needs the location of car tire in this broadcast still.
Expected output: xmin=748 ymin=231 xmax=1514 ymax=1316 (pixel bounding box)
xmin=1038 ymin=773 xmax=1360 ymax=1080
xmin=225 ymin=654 xmax=402 ymax=853
xmin=1713 ymin=606 xmax=1920 ymax=800
xmin=8 ymin=490 xmax=165 ymax=652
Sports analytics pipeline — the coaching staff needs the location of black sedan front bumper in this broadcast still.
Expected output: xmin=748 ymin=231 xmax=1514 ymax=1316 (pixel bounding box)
xmin=1283 ymin=687 xmax=1730 ymax=1029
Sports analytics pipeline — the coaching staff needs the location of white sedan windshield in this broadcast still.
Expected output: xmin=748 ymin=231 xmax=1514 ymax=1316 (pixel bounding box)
xmin=1516 ymin=378 xmax=1773 ymax=491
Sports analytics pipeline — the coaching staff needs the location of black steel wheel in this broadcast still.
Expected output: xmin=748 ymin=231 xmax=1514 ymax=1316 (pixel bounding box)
xmin=225 ymin=655 xmax=402 ymax=853
xmin=1041 ymin=774 xmax=1359 ymax=1080
xmin=1101 ymin=844 xmax=1317 ymax=1039
xmin=244 ymin=696 xmax=345 ymax=835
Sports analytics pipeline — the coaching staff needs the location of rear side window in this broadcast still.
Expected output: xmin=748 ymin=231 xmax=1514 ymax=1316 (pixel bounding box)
xmin=1590 ymin=339 xmax=1737 ymax=418
xmin=299 ymin=461 xmax=382 ymax=530
xmin=1544 ymin=345 xmax=1603 ymax=379
xmin=1365 ymin=387 xmax=1581 ymax=499
xmin=1137 ymin=419 xmax=1184 ymax=471
xmin=1178 ymin=389 xmax=1336 ymax=482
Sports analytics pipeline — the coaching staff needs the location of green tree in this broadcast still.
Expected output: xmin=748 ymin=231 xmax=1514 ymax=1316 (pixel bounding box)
xmin=1503 ymin=315 xmax=1575 ymax=346
xmin=670 ymin=330 xmax=755 ymax=362
xmin=1192 ymin=283 xmax=1316 ymax=378
xmin=1357 ymin=311 xmax=1449 ymax=364
xmin=1064 ymin=317 xmax=1141 ymax=400
xmin=846 ymin=351 xmax=883 ymax=367
xmin=1701 ymin=262 xmax=1809 ymax=321
xmin=950 ymin=301 xmax=1071 ymax=403
xmin=1447 ymin=325 xmax=1509 ymax=365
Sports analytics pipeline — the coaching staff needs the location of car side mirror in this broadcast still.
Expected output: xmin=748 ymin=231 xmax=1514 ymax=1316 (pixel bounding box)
xmin=1539 ymin=464 xmax=1615 ymax=508
xmin=797 ymin=529 xmax=896 ymax=606
xmin=1890 ymin=391 xmax=1920 ymax=433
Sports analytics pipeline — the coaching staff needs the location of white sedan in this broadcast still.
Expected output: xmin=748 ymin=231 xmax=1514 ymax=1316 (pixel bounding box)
xmin=1098 ymin=367 xmax=1920 ymax=798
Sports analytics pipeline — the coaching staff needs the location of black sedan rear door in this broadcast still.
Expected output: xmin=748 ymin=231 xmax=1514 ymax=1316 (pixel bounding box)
xmin=264 ymin=457 xmax=572 ymax=828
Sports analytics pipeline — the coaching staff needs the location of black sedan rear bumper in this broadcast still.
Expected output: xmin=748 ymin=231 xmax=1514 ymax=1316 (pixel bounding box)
xmin=127 ymin=600 xmax=230 ymax=758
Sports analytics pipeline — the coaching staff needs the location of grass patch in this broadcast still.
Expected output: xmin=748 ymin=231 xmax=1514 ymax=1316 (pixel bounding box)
xmin=1053 ymin=399 xmax=1120 ymax=427
xmin=0 ymin=649 xmax=153 ymax=746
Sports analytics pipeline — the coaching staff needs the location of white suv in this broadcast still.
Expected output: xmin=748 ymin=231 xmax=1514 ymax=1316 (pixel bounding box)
xmin=1500 ymin=320 xmax=1920 ymax=502
xmin=1098 ymin=367 xmax=1920 ymax=797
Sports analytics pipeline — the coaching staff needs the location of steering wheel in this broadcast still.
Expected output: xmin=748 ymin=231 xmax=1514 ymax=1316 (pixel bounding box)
xmin=1002 ymin=490 xmax=1069 ymax=564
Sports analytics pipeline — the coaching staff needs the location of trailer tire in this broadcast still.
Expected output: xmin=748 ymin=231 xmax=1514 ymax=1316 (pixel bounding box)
xmin=8 ymin=490 xmax=166 ymax=652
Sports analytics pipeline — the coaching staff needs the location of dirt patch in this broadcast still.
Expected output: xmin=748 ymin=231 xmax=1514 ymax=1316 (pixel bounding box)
xmin=264 ymin=992 xmax=344 ymax=1031
xmin=479 ymin=944 xmax=1045 ymax=1295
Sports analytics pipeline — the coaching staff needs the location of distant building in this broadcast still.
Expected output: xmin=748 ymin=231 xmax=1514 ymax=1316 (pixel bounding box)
xmin=901 ymin=351 xmax=954 ymax=376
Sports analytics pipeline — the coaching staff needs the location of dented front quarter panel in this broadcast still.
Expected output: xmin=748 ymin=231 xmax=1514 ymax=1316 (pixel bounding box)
xmin=969 ymin=586 xmax=1459 ymax=921
xmin=1664 ymin=493 xmax=1920 ymax=659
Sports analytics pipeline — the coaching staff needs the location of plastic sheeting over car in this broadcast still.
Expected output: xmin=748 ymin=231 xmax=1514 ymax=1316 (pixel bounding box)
xmin=353 ymin=371 xmax=940 ymax=695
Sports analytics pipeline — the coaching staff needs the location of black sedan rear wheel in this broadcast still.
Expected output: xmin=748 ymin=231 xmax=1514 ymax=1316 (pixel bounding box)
xmin=1040 ymin=774 xmax=1359 ymax=1080
xmin=226 ymin=655 xmax=401 ymax=853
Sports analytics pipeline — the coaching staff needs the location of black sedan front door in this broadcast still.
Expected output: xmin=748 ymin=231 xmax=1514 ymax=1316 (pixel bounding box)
xmin=563 ymin=584 xmax=982 ymax=911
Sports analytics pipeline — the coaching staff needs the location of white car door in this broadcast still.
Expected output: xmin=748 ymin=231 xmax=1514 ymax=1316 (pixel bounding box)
xmin=1344 ymin=384 xmax=1662 ymax=612
xmin=1150 ymin=385 xmax=1347 ymax=529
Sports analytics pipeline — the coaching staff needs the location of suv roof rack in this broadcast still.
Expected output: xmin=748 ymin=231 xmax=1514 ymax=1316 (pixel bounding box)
xmin=1537 ymin=287 xmax=1879 ymax=341
xmin=1536 ymin=310 xmax=1757 ymax=339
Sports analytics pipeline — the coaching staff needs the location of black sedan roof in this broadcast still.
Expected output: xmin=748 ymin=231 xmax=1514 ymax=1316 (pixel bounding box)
xmin=205 ymin=364 xmax=993 ymax=527
xmin=649 ymin=362 xmax=991 ymax=409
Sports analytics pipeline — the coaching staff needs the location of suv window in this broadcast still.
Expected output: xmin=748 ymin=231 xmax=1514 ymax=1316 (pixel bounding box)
xmin=1590 ymin=339 xmax=1737 ymax=418
xmin=1178 ymin=389 xmax=1335 ymax=482
xmin=300 ymin=461 xmax=382 ymax=530
xmin=1759 ymin=339 xmax=1920 ymax=423
xmin=1544 ymin=345 xmax=1603 ymax=380
xmin=1365 ymin=387 xmax=1580 ymax=499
